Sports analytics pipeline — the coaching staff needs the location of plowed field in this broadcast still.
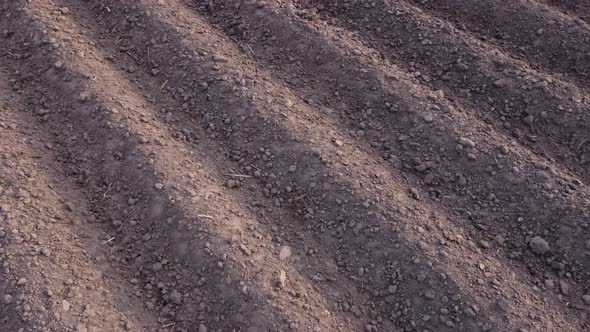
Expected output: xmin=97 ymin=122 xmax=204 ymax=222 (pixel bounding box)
xmin=1 ymin=1 xmax=589 ymax=331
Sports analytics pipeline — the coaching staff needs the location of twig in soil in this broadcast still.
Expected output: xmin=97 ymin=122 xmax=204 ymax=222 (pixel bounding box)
xmin=245 ymin=44 xmax=256 ymax=59
xmin=160 ymin=80 xmax=168 ymax=91
xmin=126 ymin=51 xmax=138 ymax=61
xmin=102 ymin=237 xmax=115 ymax=245
xmin=162 ymin=323 xmax=175 ymax=328
xmin=224 ymin=173 xmax=252 ymax=178
xmin=249 ymin=163 xmax=260 ymax=171
xmin=102 ymin=180 xmax=113 ymax=199
xmin=196 ymin=214 xmax=214 ymax=219
xmin=577 ymin=139 xmax=587 ymax=152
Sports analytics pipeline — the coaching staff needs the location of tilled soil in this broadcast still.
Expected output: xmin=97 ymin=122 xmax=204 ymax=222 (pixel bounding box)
xmin=0 ymin=0 xmax=589 ymax=331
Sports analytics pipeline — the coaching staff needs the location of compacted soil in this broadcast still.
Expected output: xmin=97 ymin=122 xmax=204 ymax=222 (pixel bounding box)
xmin=1 ymin=0 xmax=589 ymax=331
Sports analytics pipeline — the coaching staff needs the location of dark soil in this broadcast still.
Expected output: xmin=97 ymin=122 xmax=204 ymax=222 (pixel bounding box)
xmin=1 ymin=0 xmax=589 ymax=331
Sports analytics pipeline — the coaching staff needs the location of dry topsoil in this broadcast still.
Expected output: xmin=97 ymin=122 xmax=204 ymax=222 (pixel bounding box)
xmin=1 ymin=0 xmax=589 ymax=331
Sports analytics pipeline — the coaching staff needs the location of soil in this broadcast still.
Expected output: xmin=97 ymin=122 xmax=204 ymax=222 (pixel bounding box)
xmin=0 ymin=0 xmax=589 ymax=331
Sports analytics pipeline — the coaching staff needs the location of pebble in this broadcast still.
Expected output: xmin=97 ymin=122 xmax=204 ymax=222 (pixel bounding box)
xmin=497 ymin=299 xmax=512 ymax=313
xmin=16 ymin=278 xmax=27 ymax=285
xmin=198 ymin=324 xmax=208 ymax=332
xmin=227 ymin=179 xmax=238 ymax=189
xmin=154 ymin=183 xmax=164 ymax=190
xmin=458 ymin=137 xmax=476 ymax=148
xmin=279 ymin=246 xmax=292 ymax=260
xmin=478 ymin=240 xmax=490 ymax=249
xmin=523 ymin=114 xmax=534 ymax=126
xmin=424 ymin=290 xmax=435 ymax=299
xmin=212 ymin=55 xmax=228 ymax=63
xmin=559 ymin=280 xmax=569 ymax=295
xmin=169 ymin=289 xmax=183 ymax=305
xmin=152 ymin=262 xmax=163 ymax=272
xmin=529 ymin=236 xmax=550 ymax=254
xmin=493 ymin=79 xmax=508 ymax=88
xmin=544 ymin=279 xmax=554 ymax=288
xmin=278 ymin=269 xmax=287 ymax=288
xmin=464 ymin=307 xmax=477 ymax=317
xmin=3 ymin=294 xmax=13 ymax=304
xmin=62 ymin=299 xmax=71 ymax=311
xmin=409 ymin=187 xmax=420 ymax=200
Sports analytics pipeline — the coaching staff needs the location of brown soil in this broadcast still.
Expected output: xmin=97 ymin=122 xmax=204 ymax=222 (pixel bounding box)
xmin=0 ymin=0 xmax=589 ymax=331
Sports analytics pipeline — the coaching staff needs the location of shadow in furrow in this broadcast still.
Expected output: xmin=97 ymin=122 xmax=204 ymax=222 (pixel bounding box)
xmin=51 ymin=0 xmax=590 ymax=331
xmin=300 ymin=0 xmax=590 ymax=184
xmin=183 ymin=0 xmax=590 ymax=279
xmin=177 ymin=0 xmax=590 ymax=326
xmin=41 ymin=0 xmax=532 ymax=331
xmin=404 ymin=0 xmax=590 ymax=87
xmin=1 ymin=4 xmax=300 ymax=332
xmin=0 ymin=72 xmax=155 ymax=331
xmin=538 ymin=0 xmax=590 ymax=24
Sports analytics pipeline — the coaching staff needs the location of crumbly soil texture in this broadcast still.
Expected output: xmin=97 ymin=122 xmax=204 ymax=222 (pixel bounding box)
xmin=1 ymin=0 xmax=590 ymax=331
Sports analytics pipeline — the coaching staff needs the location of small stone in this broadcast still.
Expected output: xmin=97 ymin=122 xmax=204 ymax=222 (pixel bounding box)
xmin=59 ymin=7 xmax=70 ymax=15
xmin=494 ymin=235 xmax=505 ymax=246
xmin=62 ymin=299 xmax=71 ymax=311
xmin=582 ymin=295 xmax=590 ymax=304
xmin=523 ymin=114 xmax=534 ymax=126
xmin=78 ymin=91 xmax=90 ymax=102
xmin=279 ymin=246 xmax=292 ymax=260
xmin=154 ymin=183 xmax=164 ymax=190
xmin=493 ymin=79 xmax=508 ymax=88
xmin=3 ymin=294 xmax=13 ymax=304
xmin=288 ymin=165 xmax=297 ymax=173
xmin=424 ymin=173 xmax=435 ymax=184
xmin=544 ymin=279 xmax=554 ymax=288
xmin=464 ymin=307 xmax=476 ymax=317
xmin=409 ymin=187 xmax=420 ymax=200
xmin=212 ymin=55 xmax=228 ymax=63
xmin=424 ymin=290 xmax=435 ymax=300
xmin=76 ymin=324 xmax=87 ymax=332
xmin=458 ymin=137 xmax=476 ymax=148
xmin=277 ymin=269 xmax=287 ymax=288
xmin=478 ymin=240 xmax=490 ymax=249
xmin=16 ymin=278 xmax=27 ymax=285
xmin=533 ymin=161 xmax=548 ymax=170
xmin=387 ymin=285 xmax=397 ymax=294
xmin=54 ymin=61 xmax=64 ymax=69
xmin=529 ymin=236 xmax=550 ymax=254
xmin=559 ymin=280 xmax=569 ymax=295
xmin=41 ymin=247 xmax=51 ymax=256
xmin=497 ymin=299 xmax=512 ymax=313
xmin=198 ymin=323 xmax=208 ymax=332
xmin=169 ymin=289 xmax=183 ymax=305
